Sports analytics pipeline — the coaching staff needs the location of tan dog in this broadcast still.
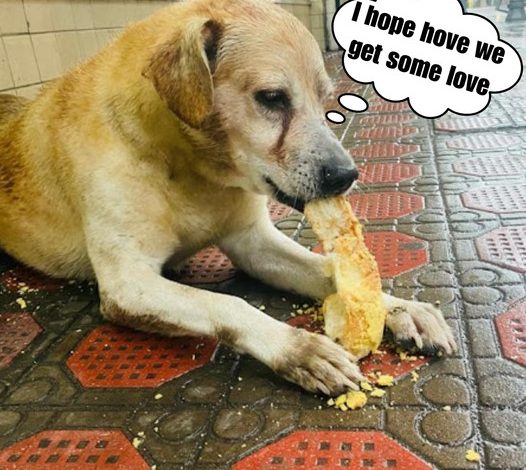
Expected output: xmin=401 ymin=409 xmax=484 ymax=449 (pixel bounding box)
xmin=0 ymin=0 xmax=455 ymax=395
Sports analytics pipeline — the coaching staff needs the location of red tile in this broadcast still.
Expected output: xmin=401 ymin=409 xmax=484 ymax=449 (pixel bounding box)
xmin=476 ymin=226 xmax=526 ymax=273
xmin=0 ymin=430 xmax=149 ymax=469
xmin=176 ymin=246 xmax=236 ymax=284
xmin=0 ymin=313 xmax=42 ymax=368
xmin=446 ymin=134 xmax=522 ymax=150
xmin=359 ymin=163 xmax=421 ymax=184
xmin=313 ymin=232 xmax=428 ymax=279
xmin=359 ymin=114 xmax=416 ymax=126
xmin=369 ymin=101 xmax=411 ymax=113
xmin=496 ymin=299 xmax=526 ymax=367
xmin=232 ymin=430 xmax=433 ymax=469
xmin=454 ymin=155 xmax=526 ymax=177
xmin=351 ymin=143 xmax=420 ymax=161
xmin=361 ymin=346 xmax=429 ymax=382
xmin=67 ymin=325 xmax=217 ymax=388
xmin=349 ymin=192 xmax=424 ymax=220
xmin=0 ymin=266 xmax=65 ymax=292
xmin=287 ymin=315 xmax=429 ymax=381
xmin=435 ymin=116 xmax=501 ymax=131
xmin=355 ymin=126 xmax=417 ymax=140
xmin=366 ymin=232 xmax=428 ymax=278
xmin=462 ymin=184 xmax=526 ymax=214
xmin=268 ymin=201 xmax=295 ymax=221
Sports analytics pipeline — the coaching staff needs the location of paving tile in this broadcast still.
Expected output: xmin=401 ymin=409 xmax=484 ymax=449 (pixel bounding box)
xmin=354 ymin=126 xmax=418 ymax=140
xmin=462 ymin=184 xmax=526 ymax=215
xmin=454 ymin=154 xmax=526 ymax=177
xmin=434 ymin=116 xmax=507 ymax=131
xmin=349 ymin=192 xmax=424 ymax=220
xmin=358 ymin=163 xmax=421 ymax=185
xmin=0 ymin=430 xmax=149 ymax=469
xmin=350 ymin=143 xmax=421 ymax=161
xmin=232 ymin=430 xmax=433 ymax=469
xmin=0 ymin=313 xmax=42 ymax=369
xmin=495 ymin=299 xmax=526 ymax=367
xmin=446 ymin=133 xmax=523 ymax=150
xmin=67 ymin=324 xmax=217 ymax=388
xmin=476 ymin=225 xmax=526 ymax=273
xmin=358 ymin=114 xmax=417 ymax=126
xmin=174 ymin=246 xmax=237 ymax=284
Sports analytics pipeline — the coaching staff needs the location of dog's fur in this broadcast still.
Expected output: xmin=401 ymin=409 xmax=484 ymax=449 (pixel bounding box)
xmin=0 ymin=0 xmax=456 ymax=395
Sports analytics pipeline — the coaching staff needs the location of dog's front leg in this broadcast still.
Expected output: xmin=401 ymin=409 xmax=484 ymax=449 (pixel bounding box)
xmin=88 ymin=242 xmax=363 ymax=396
xmin=220 ymin=215 xmax=333 ymax=299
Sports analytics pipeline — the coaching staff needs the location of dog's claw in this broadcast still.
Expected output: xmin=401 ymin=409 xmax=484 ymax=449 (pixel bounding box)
xmin=386 ymin=299 xmax=457 ymax=356
xmin=273 ymin=328 xmax=363 ymax=396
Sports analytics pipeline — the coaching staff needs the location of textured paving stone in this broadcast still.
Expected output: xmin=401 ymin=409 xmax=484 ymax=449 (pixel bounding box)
xmin=454 ymin=154 xmax=526 ymax=177
xmin=476 ymin=226 xmax=526 ymax=273
xmin=446 ymin=134 xmax=523 ymax=150
xmin=232 ymin=431 xmax=433 ymax=469
xmin=349 ymin=192 xmax=424 ymax=220
xmin=0 ymin=313 xmax=42 ymax=368
xmin=495 ymin=299 xmax=526 ymax=367
xmin=67 ymin=325 xmax=217 ymax=388
xmin=358 ymin=163 xmax=421 ymax=184
xmin=174 ymin=245 xmax=237 ymax=284
xmin=358 ymin=114 xmax=416 ymax=126
xmin=354 ymin=126 xmax=418 ymax=140
xmin=421 ymin=411 xmax=473 ymax=445
xmin=462 ymin=184 xmax=526 ymax=214
xmin=0 ymin=430 xmax=149 ymax=469
xmin=421 ymin=375 xmax=471 ymax=406
xmin=481 ymin=410 xmax=526 ymax=445
xmin=350 ymin=143 xmax=421 ymax=161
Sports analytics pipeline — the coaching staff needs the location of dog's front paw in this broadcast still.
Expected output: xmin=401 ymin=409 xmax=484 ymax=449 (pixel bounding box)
xmin=272 ymin=329 xmax=364 ymax=396
xmin=385 ymin=297 xmax=457 ymax=355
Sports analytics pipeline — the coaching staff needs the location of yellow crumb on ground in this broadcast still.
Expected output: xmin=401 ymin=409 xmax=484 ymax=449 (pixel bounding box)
xmin=370 ymin=388 xmax=386 ymax=398
xmin=16 ymin=298 xmax=27 ymax=309
xmin=360 ymin=381 xmax=373 ymax=392
xmin=411 ymin=371 xmax=419 ymax=382
xmin=335 ymin=394 xmax=347 ymax=407
xmin=443 ymin=405 xmax=452 ymax=411
xmin=154 ymin=393 xmax=163 ymax=400
xmin=377 ymin=374 xmax=394 ymax=387
xmin=345 ymin=391 xmax=368 ymax=410
xmin=465 ymin=449 xmax=481 ymax=462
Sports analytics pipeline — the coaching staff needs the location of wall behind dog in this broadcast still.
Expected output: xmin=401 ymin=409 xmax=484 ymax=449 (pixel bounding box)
xmin=0 ymin=0 xmax=324 ymax=100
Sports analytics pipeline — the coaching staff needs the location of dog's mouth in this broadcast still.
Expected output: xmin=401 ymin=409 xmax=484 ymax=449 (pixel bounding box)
xmin=265 ymin=177 xmax=305 ymax=212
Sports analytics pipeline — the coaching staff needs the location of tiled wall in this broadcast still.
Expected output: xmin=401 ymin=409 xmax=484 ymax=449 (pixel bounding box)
xmin=0 ymin=0 xmax=327 ymax=99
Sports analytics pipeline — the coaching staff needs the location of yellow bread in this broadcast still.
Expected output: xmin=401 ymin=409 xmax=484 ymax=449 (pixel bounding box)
xmin=305 ymin=196 xmax=386 ymax=359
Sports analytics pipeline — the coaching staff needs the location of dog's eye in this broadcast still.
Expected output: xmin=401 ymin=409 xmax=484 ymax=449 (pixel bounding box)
xmin=255 ymin=89 xmax=290 ymax=111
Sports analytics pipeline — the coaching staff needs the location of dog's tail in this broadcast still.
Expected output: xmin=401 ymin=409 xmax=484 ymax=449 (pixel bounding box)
xmin=0 ymin=93 xmax=30 ymax=125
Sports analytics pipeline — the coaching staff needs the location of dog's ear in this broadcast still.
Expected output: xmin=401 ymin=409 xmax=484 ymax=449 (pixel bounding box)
xmin=144 ymin=19 xmax=222 ymax=128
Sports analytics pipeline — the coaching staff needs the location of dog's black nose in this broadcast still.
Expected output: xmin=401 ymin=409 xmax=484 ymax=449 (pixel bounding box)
xmin=320 ymin=165 xmax=359 ymax=196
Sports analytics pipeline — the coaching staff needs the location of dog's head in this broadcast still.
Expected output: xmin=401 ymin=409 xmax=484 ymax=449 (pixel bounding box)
xmin=144 ymin=0 xmax=358 ymax=210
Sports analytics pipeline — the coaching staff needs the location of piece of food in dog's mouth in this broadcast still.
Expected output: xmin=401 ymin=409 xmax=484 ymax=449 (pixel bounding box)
xmin=305 ymin=196 xmax=387 ymax=359
xmin=265 ymin=177 xmax=305 ymax=212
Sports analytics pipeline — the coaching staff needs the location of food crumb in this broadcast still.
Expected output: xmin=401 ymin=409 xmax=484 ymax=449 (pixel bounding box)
xmin=154 ymin=393 xmax=163 ymax=400
xmin=442 ymin=405 xmax=451 ymax=411
xmin=360 ymin=381 xmax=373 ymax=392
xmin=410 ymin=371 xmax=419 ymax=383
xmin=377 ymin=374 xmax=394 ymax=387
xmin=345 ymin=391 xmax=367 ymax=410
xmin=465 ymin=449 xmax=481 ymax=462
xmin=16 ymin=298 xmax=27 ymax=309
xmin=132 ymin=437 xmax=143 ymax=448
xmin=370 ymin=388 xmax=386 ymax=398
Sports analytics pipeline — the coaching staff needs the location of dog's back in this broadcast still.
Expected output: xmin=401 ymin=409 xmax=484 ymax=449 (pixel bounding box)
xmin=0 ymin=94 xmax=29 ymax=125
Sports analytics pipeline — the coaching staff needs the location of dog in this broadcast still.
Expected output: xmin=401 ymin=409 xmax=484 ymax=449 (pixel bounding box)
xmin=0 ymin=0 xmax=456 ymax=395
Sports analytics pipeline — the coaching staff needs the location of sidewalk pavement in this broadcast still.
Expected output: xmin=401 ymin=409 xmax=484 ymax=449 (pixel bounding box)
xmin=0 ymin=7 xmax=525 ymax=470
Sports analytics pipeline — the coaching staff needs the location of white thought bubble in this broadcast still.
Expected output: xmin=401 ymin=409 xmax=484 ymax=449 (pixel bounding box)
xmin=332 ymin=0 xmax=523 ymax=118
